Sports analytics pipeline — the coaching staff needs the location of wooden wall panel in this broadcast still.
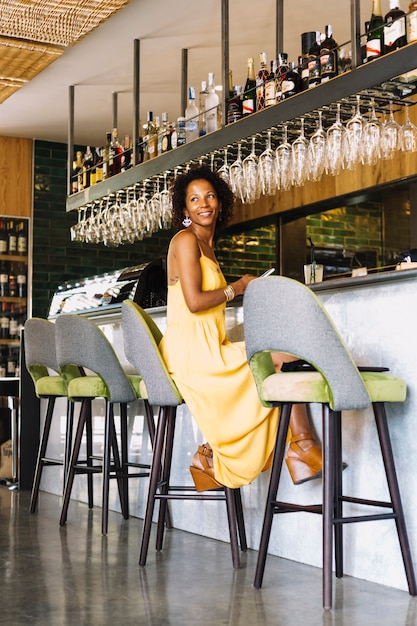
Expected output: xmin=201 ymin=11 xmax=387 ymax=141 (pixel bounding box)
xmin=0 ymin=136 xmax=33 ymax=217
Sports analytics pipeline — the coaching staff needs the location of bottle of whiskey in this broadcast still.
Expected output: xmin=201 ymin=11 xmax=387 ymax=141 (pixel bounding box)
xmin=264 ymin=60 xmax=278 ymax=107
xmin=408 ymin=0 xmax=417 ymax=43
xmin=280 ymin=62 xmax=302 ymax=99
xmin=102 ymin=133 xmax=112 ymax=179
xmin=144 ymin=112 xmax=158 ymax=160
xmin=275 ymin=53 xmax=289 ymax=101
xmin=384 ymin=0 xmax=407 ymax=52
xmin=227 ymin=85 xmax=243 ymax=123
xmin=110 ymin=129 xmax=123 ymax=175
xmin=256 ymin=52 xmax=269 ymax=111
xmin=82 ymin=146 xmax=94 ymax=188
xmin=308 ymin=33 xmax=322 ymax=88
xmin=242 ymin=58 xmax=256 ymax=117
xmin=320 ymin=25 xmax=339 ymax=81
xmin=366 ymin=0 xmax=384 ymax=61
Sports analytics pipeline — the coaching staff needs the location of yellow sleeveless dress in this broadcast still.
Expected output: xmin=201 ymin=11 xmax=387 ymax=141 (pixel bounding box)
xmin=158 ymin=250 xmax=279 ymax=488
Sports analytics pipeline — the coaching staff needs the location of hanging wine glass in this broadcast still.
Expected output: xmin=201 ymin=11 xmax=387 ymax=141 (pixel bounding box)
xmin=291 ymin=118 xmax=309 ymax=187
xmin=217 ymin=147 xmax=231 ymax=187
xmin=326 ymin=102 xmax=346 ymax=176
xmin=399 ymin=105 xmax=417 ymax=153
xmin=275 ymin=125 xmax=293 ymax=191
xmin=258 ymin=131 xmax=277 ymax=195
xmin=362 ymin=100 xmax=382 ymax=166
xmin=345 ymin=95 xmax=364 ymax=170
xmin=229 ymin=143 xmax=245 ymax=203
xmin=308 ymin=111 xmax=327 ymax=182
xmin=381 ymin=100 xmax=401 ymax=160
xmin=243 ymin=136 xmax=260 ymax=203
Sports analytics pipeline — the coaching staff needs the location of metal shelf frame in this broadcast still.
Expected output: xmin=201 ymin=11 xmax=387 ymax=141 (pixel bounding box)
xmin=66 ymin=0 xmax=417 ymax=214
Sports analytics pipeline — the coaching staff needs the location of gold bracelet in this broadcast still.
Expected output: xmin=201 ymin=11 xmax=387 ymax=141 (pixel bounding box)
xmin=224 ymin=284 xmax=235 ymax=303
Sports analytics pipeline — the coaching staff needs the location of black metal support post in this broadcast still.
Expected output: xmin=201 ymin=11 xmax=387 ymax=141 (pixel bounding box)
xmin=181 ymin=48 xmax=188 ymax=118
xmin=67 ymin=85 xmax=74 ymax=196
xmin=350 ymin=0 xmax=362 ymax=70
xmin=112 ymin=92 xmax=118 ymax=131
xmin=276 ymin=0 xmax=284 ymax=59
xmin=133 ymin=39 xmax=140 ymax=165
xmin=221 ymin=0 xmax=229 ymax=128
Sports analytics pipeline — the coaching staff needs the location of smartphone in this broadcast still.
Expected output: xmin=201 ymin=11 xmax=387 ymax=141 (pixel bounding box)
xmin=259 ymin=268 xmax=275 ymax=278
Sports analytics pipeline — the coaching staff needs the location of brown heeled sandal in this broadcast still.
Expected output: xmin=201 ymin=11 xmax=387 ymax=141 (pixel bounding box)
xmin=189 ymin=444 xmax=223 ymax=492
xmin=285 ymin=432 xmax=323 ymax=485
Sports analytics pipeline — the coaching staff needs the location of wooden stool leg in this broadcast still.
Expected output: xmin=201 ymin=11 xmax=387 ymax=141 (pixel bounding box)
xmin=254 ymin=403 xmax=292 ymax=589
xmin=373 ymin=402 xmax=417 ymax=596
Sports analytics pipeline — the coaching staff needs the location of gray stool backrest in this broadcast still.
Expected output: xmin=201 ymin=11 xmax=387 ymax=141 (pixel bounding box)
xmin=24 ymin=318 xmax=60 ymax=376
xmin=55 ymin=314 xmax=136 ymax=403
xmin=122 ymin=301 xmax=183 ymax=407
xmin=244 ymin=276 xmax=371 ymax=412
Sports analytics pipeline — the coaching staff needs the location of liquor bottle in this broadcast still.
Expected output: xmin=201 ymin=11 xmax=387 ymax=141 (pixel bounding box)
xmin=121 ymin=135 xmax=133 ymax=172
xmin=185 ymin=86 xmax=200 ymax=143
xmin=8 ymin=304 xmax=17 ymax=339
xmin=242 ymin=58 xmax=256 ymax=117
xmin=227 ymin=86 xmax=243 ymax=123
xmin=7 ymin=221 xmax=16 ymax=256
xmin=0 ymin=260 xmax=8 ymax=297
xmin=384 ymin=0 xmax=407 ymax=52
xmin=0 ymin=220 xmax=7 ymax=255
xmin=7 ymin=348 xmax=16 ymax=377
xmin=198 ymin=81 xmax=208 ymax=136
xmin=0 ymin=303 xmax=9 ymax=340
xmin=144 ymin=112 xmax=158 ymax=160
xmin=16 ymin=220 xmax=28 ymax=256
xmin=94 ymin=147 xmax=103 ymax=182
xmin=320 ymin=25 xmax=339 ymax=81
xmin=408 ymin=0 xmax=417 ymax=43
xmin=171 ymin=117 xmax=186 ymax=149
xmin=160 ymin=113 xmax=173 ymax=153
xmin=0 ymin=350 xmax=6 ymax=378
xmin=361 ymin=22 xmax=370 ymax=63
xmin=102 ymin=133 xmax=112 ymax=179
xmin=82 ymin=146 xmax=94 ymax=188
xmin=275 ymin=53 xmax=289 ymax=101
xmin=72 ymin=151 xmax=83 ymax=193
xmin=16 ymin=263 xmax=26 ymax=298
xmin=110 ymin=128 xmax=123 ymax=175
xmin=205 ymin=73 xmax=220 ymax=133
xmin=366 ymin=0 xmax=384 ymax=61
xmin=301 ymin=32 xmax=318 ymax=91
xmin=256 ymin=52 xmax=269 ymax=111
xmin=280 ymin=62 xmax=302 ymax=99
xmin=8 ymin=263 xmax=16 ymax=297
xmin=264 ymin=60 xmax=278 ymax=107
xmin=308 ymin=33 xmax=322 ymax=88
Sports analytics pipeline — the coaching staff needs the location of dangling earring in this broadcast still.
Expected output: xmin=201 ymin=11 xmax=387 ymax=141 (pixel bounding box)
xmin=182 ymin=216 xmax=192 ymax=227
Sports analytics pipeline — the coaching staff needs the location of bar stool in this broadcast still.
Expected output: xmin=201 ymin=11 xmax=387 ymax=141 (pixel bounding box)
xmin=55 ymin=313 xmax=155 ymax=535
xmin=243 ymin=275 xmax=417 ymax=609
xmin=24 ymin=317 xmax=83 ymax=512
xmin=121 ymin=300 xmax=247 ymax=569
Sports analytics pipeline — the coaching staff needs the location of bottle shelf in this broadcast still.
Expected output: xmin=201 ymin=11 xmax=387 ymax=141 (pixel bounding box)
xmin=0 ymin=255 xmax=28 ymax=263
xmin=0 ymin=297 xmax=27 ymax=304
xmin=66 ymin=41 xmax=417 ymax=214
xmin=0 ymin=339 xmax=20 ymax=346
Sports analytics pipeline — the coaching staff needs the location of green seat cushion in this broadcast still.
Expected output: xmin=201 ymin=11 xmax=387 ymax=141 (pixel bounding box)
xmin=35 ymin=375 xmax=67 ymax=398
xmin=259 ymin=370 xmax=406 ymax=408
xmin=67 ymin=374 xmax=142 ymax=401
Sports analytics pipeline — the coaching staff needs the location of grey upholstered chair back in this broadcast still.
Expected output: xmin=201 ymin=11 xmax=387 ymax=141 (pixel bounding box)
xmin=55 ymin=314 xmax=136 ymax=403
xmin=24 ymin=318 xmax=60 ymax=376
xmin=122 ymin=301 xmax=183 ymax=407
xmin=243 ymin=276 xmax=371 ymax=412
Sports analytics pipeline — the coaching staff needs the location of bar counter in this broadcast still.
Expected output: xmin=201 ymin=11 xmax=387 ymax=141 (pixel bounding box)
xmin=37 ymin=267 xmax=417 ymax=592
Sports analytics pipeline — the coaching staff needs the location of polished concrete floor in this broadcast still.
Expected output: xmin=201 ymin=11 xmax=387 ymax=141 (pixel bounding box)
xmin=1 ymin=487 xmax=417 ymax=626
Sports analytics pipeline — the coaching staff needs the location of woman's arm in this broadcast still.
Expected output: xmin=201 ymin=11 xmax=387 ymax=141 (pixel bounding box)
xmin=170 ymin=231 xmax=254 ymax=313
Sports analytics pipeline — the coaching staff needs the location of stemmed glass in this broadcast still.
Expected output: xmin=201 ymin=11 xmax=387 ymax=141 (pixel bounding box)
xmin=381 ymin=101 xmax=401 ymax=160
xmin=229 ymin=143 xmax=245 ymax=203
xmin=218 ymin=147 xmax=231 ymax=187
xmin=345 ymin=95 xmax=364 ymax=170
xmin=258 ymin=131 xmax=277 ymax=195
xmin=159 ymin=172 xmax=172 ymax=229
xmin=399 ymin=105 xmax=417 ymax=153
xmin=291 ymin=118 xmax=309 ymax=187
xmin=362 ymin=101 xmax=382 ymax=166
xmin=243 ymin=136 xmax=260 ymax=203
xmin=308 ymin=111 xmax=327 ymax=182
xmin=275 ymin=125 xmax=293 ymax=191
xmin=326 ymin=102 xmax=346 ymax=176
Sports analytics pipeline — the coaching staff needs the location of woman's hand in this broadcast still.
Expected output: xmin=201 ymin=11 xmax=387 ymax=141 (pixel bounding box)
xmin=230 ymin=274 xmax=256 ymax=297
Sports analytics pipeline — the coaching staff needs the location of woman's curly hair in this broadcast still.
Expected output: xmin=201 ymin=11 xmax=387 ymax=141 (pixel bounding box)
xmin=170 ymin=164 xmax=235 ymax=230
